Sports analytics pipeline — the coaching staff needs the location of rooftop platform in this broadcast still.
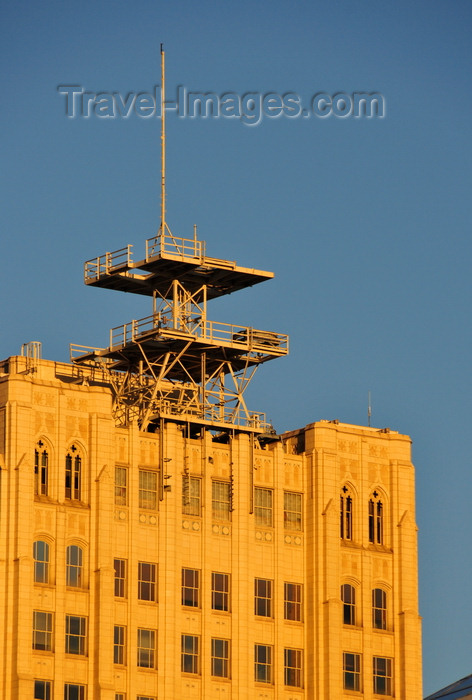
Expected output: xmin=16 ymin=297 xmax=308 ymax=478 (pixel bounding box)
xmin=84 ymin=232 xmax=273 ymax=300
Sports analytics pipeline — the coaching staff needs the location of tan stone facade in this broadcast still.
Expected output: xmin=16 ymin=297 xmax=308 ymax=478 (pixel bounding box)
xmin=0 ymin=355 xmax=422 ymax=699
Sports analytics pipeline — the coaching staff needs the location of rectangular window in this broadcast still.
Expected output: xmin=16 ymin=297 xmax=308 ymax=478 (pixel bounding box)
xmin=211 ymin=638 xmax=230 ymax=678
xmin=254 ymin=644 xmax=273 ymax=683
xmin=284 ymin=648 xmax=303 ymax=687
xmin=373 ymin=657 xmax=393 ymax=695
xmin=137 ymin=628 xmax=156 ymax=668
xmin=343 ymin=652 xmax=361 ymax=691
xmin=212 ymin=480 xmax=231 ymax=521
xmin=284 ymin=582 xmax=303 ymax=621
xmin=373 ymin=588 xmax=387 ymax=630
xmin=182 ymin=476 xmax=201 ymax=516
xmin=34 ymin=680 xmax=52 ymax=700
xmin=66 ymin=545 xmax=83 ymax=588
xmin=64 ymin=685 xmax=85 ymax=700
xmin=114 ymin=558 xmax=127 ymax=598
xmin=32 ymin=611 xmax=53 ymax=651
xmin=65 ymin=615 xmax=87 ymax=655
xmin=254 ymin=578 xmax=272 ymax=617
xmin=254 ymin=487 xmax=273 ymax=527
xmin=182 ymin=568 xmax=200 ymax=607
xmin=115 ymin=694 xmax=126 ymax=700
xmin=284 ymin=491 xmax=303 ymax=530
xmin=181 ymin=634 xmax=200 ymax=674
xmin=139 ymin=470 xmax=158 ymax=510
xmin=114 ymin=625 xmax=126 ymax=664
xmin=33 ymin=541 xmax=50 ymax=584
xmin=115 ymin=466 xmax=128 ymax=506
xmin=211 ymin=572 xmax=230 ymax=611
xmin=137 ymin=697 xmax=156 ymax=700
xmin=138 ymin=562 xmax=157 ymax=602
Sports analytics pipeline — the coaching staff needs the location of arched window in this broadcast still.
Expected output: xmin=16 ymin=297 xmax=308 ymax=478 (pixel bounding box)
xmin=33 ymin=540 xmax=50 ymax=584
xmin=66 ymin=545 xmax=83 ymax=587
xmin=340 ymin=486 xmax=353 ymax=540
xmin=368 ymin=491 xmax=384 ymax=544
xmin=341 ymin=583 xmax=356 ymax=626
xmin=34 ymin=441 xmax=49 ymax=496
xmin=372 ymin=588 xmax=387 ymax=630
xmin=65 ymin=445 xmax=82 ymax=500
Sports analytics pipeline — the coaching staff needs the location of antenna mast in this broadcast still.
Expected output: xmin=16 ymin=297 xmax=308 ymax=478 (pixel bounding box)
xmin=160 ymin=43 xmax=166 ymax=235
xmin=368 ymin=391 xmax=372 ymax=427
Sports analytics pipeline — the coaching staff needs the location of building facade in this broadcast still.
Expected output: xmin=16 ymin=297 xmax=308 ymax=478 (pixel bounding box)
xmin=0 ymin=352 xmax=422 ymax=699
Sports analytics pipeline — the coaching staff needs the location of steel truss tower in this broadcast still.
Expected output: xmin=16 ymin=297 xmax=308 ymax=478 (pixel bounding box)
xmin=71 ymin=230 xmax=288 ymax=434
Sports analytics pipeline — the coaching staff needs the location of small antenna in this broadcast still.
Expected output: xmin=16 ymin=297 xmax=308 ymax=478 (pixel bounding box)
xmin=367 ymin=391 xmax=372 ymax=427
xmin=160 ymin=43 xmax=166 ymax=236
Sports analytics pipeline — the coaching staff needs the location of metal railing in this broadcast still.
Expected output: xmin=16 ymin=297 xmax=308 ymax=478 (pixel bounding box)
xmin=84 ymin=245 xmax=133 ymax=282
xmin=146 ymin=232 xmax=204 ymax=261
xmin=109 ymin=314 xmax=288 ymax=355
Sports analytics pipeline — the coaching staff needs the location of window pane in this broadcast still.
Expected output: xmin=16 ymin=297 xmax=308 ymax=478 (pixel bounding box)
xmin=33 ymin=611 xmax=53 ymax=651
xmin=284 ymin=582 xmax=302 ymax=621
xmin=284 ymin=648 xmax=302 ymax=687
xmin=343 ymin=652 xmax=361 ymax=691
xmin=211 ymin=638 xmax=229 ymax=677
xmin=212 ymin=481 xmax=231 ymax=521
xmin=284 ymin=492 xmax=302 ymax=530
xmin=182 ymin=476 xmax=201 ymax=516
xmin=254 ymin=488 xmax=273 ymax=527
xmin=114 ymin=558 xmax=127 ymax=597
xmin=138 ymin=562 xmax=157 ymax=602
xmin=34 ymin=680 xmax=51 ymax=700
xmin=66 ymin=546 xmax=83 ymax=587
xmin=65 ymin=615 xmax=86 ymax=655
xmin=255 ymin=644 xmax=272 ymax=683
xmin=211 ymin=572 xmax=230 ymax=611
xmin=115 ymin=467 xmax=128 ymax=506
xmin=64 ymin=684 xmax=85 ymax=700
xmin=137 ymin=628 xmax=156 ymax=668
xmin=181 ymin=634 xmax=199 ymax=674
xmin=33 ymin=541 xmax=50 ymax=584
xmin=182 ymin=568 xmax=200 ymax=607
xmin=114 ymin=625 xmax=126 ymax=664
xmin=255 ymin=578 xmax=272 ymax=617
xmin=341 ymin=584 xmax=356 ymax=625
xmin=139 ymin=470 xmax=157 ymax=510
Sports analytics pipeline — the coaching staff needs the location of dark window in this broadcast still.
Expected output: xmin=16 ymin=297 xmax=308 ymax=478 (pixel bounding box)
xmin=64 ymin=684 xmax=85 ymax=700
xmin=34 ymin=443 xmax=48 ymax=496
xmin=65 ymin=615 xmax=87 ymax=655
xmin=284 ymin=582 xmax=302 ymax=621
xmin=181 ymin=634 xmax=199 ymax=674
xmin=372 ymin=588 xmax=387 ymax=630
xmin=255 ymin=644 xmax=273 ymax=683
xmin=369 ymin=493 xmax=384 ymax=544
xmin=182 ymin=568 xmax=200 ymax=607
xmin=138 ymin=562 xmax=157 ymax=602
xmin=33 ymin=611 xmax=53 ymax=651
xmin=33 ymin=541 xmax=50 ymax=584
xmin=341 ymin=583 xmax=356 ymax=625
xmin=114 ymin=625 xmax=126 ymax=664
xmin=340 ymin=487 xmax=353 ymax=540
xmin=66 ymin=545 xmax=83 ymax=587
xmin=284 ymin=648 xmax=303 ymax=687
xmin=34 ymin=680 xmax=52 ymax=700
xmin=343 ymin=652 xmax=361 ymax=691
xmin=114 ymin=558 xmax=127 ymax=598
xmin=137 ymin=628 xmax=156 ymax=668
xmin=254 ymin=578 xmax=272 ymax=617
xmin=211 ymin=638 xmax=230 ymax=677
xmin=65 ymin=446 xmax=81 ymax=500
xmin=373 ymin=656 xmax=393 ymax=695
xmin=139 ymin=470 xmax=157 ymax=510
xmin=211 ymin=572 xmax=230 ymax=611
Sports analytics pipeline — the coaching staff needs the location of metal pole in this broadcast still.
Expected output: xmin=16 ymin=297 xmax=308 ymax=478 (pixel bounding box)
xmin=160 ymin=43 xmax=166 ymax=236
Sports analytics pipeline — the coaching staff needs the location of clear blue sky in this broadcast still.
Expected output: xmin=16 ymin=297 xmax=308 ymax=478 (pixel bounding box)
xmin=1 ymin=1 xmax=471 ymax=694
